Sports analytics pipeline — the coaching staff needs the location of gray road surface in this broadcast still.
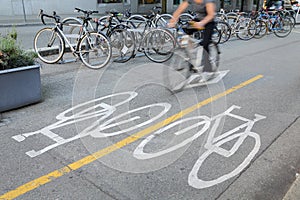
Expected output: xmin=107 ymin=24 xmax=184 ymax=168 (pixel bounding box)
xmin=0 ymin=25 xmax=300 ymax=200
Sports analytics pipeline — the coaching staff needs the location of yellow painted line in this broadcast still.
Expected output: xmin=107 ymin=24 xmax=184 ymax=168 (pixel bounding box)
xmin=0 ymin=74 xmax=263 ymax=200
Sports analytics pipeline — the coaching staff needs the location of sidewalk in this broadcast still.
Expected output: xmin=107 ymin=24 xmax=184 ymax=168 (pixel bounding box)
xmin=283 ymin=173 xmax=300 ymax=200
xmin=281 ymin=117 xmax=300 ymax=200
xmin=0 ymin=14 xmax=50 ymax=27
xmin=0 ymin=13 xmax=102 ymax=27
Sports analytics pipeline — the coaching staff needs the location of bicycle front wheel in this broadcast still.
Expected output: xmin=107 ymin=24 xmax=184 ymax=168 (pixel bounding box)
xmin=254 ymin=20 xmax=267 ymax=39
xmin=79 ymin=32 xmax=112 ymax=69
xmin=107 ymin=26 xmax=136 ymax=63
xmin=143 ymin=29 xmax=176 ymax=63
xmin=61 ymin=17 xmax=83 ymax=46
xmin=212 ymin=26 xmax=221 ymax=44
xmin=34 ymin=27 xmax=65 ymax=64
xmin=215 ymin=21 xmax=231 ymax=44
xmin=274 ymin=17 xmax=293 ymax=38
xmin=236 ymin=19 xmax=256 ymax=41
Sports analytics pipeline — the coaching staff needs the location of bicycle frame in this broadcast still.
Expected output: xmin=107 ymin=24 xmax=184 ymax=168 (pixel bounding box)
xmin=127 ymin=18 xmax=154 ymax=52
xmin=229 ymin=14 xmax=249 ymax=35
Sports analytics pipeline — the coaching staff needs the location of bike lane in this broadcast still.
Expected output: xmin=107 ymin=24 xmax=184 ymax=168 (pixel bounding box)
xmin=0 ymin=68 xmax=264 ymax=200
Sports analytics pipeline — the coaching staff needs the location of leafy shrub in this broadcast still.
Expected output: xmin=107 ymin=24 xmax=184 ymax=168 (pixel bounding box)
xmin=0 ymin=29 xmax=37 ymax=70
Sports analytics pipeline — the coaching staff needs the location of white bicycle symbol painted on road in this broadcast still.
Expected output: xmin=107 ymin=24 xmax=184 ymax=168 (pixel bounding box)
xmin=133 ymin=105 xmax=265 ymax=188
xmin=12 ymin=91 xmax=266 ymax=189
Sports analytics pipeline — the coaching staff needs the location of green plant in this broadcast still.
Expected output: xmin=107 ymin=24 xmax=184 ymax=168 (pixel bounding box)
xmin=0 ymin=29 xmax=37 ymax=70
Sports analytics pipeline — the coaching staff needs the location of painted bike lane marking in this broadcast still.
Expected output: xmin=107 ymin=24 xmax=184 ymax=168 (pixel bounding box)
xmin=0 ymin=75 xmax=263 ymax=200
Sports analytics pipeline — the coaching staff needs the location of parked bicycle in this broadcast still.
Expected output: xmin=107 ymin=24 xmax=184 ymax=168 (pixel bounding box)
xmin=225 ymin=11 xmax=257 ymax=41
xmin=34 ymin=9 xmax=112 ymax=69
xmin=101 ymin=11 xmax=176 ymax=63
xmin=254 ymin=9 xmax=293 ymax=38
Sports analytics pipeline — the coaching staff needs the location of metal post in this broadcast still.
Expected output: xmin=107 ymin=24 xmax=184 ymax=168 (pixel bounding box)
xmin=241 ymin=0 xmax=245 ymax=11
xmin=21 ymin=0 xmax=27 ymax=22
xmin=162 ymin=0 xmax=167 ymax=13
xmin=256 ymin=0 xmax=260 ymax=10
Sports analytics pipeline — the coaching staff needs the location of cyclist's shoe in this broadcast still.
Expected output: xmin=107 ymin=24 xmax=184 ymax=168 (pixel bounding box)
xmin=189 ymin=63 xmax=203 ymax=73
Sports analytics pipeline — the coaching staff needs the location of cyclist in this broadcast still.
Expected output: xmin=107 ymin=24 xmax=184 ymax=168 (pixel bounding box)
xmin=266 ymin=0 xmax=285 ymax=9
xmin=169 ymin=0 xmax=217 ymax=82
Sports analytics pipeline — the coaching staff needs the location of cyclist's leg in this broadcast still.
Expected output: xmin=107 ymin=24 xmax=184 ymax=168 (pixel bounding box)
xmin=202 ymin=21 xmax=215 ymax=73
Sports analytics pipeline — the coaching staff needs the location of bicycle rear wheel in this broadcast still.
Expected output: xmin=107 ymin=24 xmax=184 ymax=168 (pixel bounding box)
xmin=33 ymin=27 xmax=65 ymax=64
xmin=143 ymin=29 xmax=176 ymax=63
xmin=61 ymin=17 xmax=83 ymax=45
xmin=79 ymin=32 xmax=112 ymax=69
xmin=163 ymin=47 xmax=193 ymax=92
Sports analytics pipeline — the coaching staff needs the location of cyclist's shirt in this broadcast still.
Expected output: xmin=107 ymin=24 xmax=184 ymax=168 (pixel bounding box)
xmin=186 ymin=0 xmax=216 ymax=21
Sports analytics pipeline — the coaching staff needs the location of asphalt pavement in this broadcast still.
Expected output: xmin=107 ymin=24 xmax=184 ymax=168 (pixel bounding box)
xmin=0 ymin=15 xmax=300 ymax=200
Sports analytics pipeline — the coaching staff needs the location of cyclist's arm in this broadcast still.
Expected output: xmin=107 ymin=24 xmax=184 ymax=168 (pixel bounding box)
xmin=169 ymin=1 xmax=189 ymax=26
xmin=193 ymin=2 xmax=216 ymax=29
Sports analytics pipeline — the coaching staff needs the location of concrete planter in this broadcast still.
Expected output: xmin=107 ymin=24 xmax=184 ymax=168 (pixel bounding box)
xmin=0 ymin=64 xmax=42 ymax=112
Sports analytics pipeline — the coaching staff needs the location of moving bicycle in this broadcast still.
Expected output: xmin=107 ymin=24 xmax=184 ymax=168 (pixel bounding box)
xmin=167 ymin=0 xmax=224 ymax=92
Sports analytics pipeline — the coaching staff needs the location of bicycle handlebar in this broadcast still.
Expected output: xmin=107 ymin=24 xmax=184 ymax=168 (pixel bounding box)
xmin=39 ymin=9 xmax=61 ymax=25
xmin=152 ymin=6 xmax=162 ymax=14
xmin=74 ymin=7 xmax=99 ymax=16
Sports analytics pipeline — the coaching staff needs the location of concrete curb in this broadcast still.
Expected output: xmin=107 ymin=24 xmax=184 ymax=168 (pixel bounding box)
xmin=283 ymin=173 xmax=300 ymax=200
xmin=0 ymin=22 xmax=42 ymax=28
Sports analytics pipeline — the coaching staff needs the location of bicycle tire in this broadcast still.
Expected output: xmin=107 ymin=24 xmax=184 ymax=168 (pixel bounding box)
xmin=215 ymin=21 xmax=231 ymax=44
xmin=274 ymin=17 xmax=293 ymax=38
xmin=126 ymin=15 xmax=148 ymax=29
xmin=236 ymin=18 xmax=256 ymax=41
xmin=163 ymin=47 xmax=193 ymax=92
xmin=61 ymin=17 xmax=83 ymax=45
xmin=179 ymin=13 xmax=194 ymax=22
xmin=107 ymin=25 xmax=136 ymax=63
xmin=283 ymin=10 xmax=296 ymax=27
xmin=254 ymin=20 xmax=267 ymax=39
xmin=78 ymin=32 xmax=112 ymax=69
xmin=155 ymin=14 xmax=173 ymax=28
xmin=212 ymin=26 xmax=221 ymax=44
xmin=143 ymin=29 xmax=176 ymax=63
xmin=33 ymin=27 xmax=65 ymax=64
xmin=98 ymin=15 xmax=119 ymax=34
